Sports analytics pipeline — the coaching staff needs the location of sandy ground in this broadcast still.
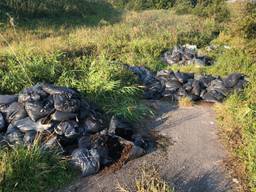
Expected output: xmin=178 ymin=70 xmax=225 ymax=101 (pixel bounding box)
xmin=63 ymin=100 xmax=238 ymax=192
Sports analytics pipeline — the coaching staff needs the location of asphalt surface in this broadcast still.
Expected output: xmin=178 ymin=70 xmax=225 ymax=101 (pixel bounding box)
xmin=63 ymin=101 xmax=237 ymax=192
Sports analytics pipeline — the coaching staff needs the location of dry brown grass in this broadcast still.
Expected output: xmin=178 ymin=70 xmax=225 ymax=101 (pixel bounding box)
xmin=116 ymin=165 xmax=173 ymax=192
xmin=178 ymin=97 xmax=193 ymax=107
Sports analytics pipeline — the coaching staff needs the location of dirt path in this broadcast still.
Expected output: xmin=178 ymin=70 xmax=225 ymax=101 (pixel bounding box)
xmin=64 ymin=101 xmax=238 ymax=192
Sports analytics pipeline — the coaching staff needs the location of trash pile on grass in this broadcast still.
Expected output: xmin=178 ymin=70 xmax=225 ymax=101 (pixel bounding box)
xmin=0 ymin=83 xmax=148 ymax=176
xmin=162 ymin=44 xmax=213 ymax=66
xmin=127 ymin=66 xmax=247 ymax=102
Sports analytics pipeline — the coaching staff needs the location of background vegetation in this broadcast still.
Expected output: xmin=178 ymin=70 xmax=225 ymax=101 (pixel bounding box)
xmin=0 ymin=0 xmax=255 ymax=191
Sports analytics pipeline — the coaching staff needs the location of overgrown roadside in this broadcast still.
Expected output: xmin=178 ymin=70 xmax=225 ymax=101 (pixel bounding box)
xmin=0 ymin=0 xmax=255 ymax=191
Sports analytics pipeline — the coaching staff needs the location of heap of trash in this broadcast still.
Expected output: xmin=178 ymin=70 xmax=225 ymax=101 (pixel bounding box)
xmin=0 ymin=83 xmax=148 ymax=176
xmin=127 ymin=66 xmax=247 ymax=102
xmin=162 ymin=44 xmax=213 ymax=66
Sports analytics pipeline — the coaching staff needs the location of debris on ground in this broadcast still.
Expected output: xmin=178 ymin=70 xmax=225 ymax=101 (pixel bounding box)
xmin=127 ymin=66 xmax=247 ymax=102
xmin=0 ymin=83 xmax=149 ymax=177
xmin=162 ymin=44 xmax=214 ymax=66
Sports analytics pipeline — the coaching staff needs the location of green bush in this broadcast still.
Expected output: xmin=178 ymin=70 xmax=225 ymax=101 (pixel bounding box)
xmin=240 ymin=2 xmax=256 ymax=39
xmin=0 ymin=0 xmax=114 ymax=17
xmin=175 ymin=0 xmax=230 ymax=23
xmin=108 ymin=0 xmax=175 ymax=10
xmin=177 ymin=31 xmax=218 ymax=48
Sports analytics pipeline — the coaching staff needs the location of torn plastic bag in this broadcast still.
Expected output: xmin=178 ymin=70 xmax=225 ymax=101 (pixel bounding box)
xmin=0 ymin=113 xmax=6 ymax=132
xmin=117 ymin=136 xmax=145 ymax=161
xmin=108 ymin=116 xmax=133 ymax=140
xmin=23 ymin=130 xmax=37 ymax=145
xmin=5 ymin=102 xmax=27 ymax=123
xmin=14 ymin=117 xmax=52 ymax=133
xmin=71 ymin=148 xmax=100 ymax=177
xmin=51 ymin=111 xmax=77 ymax=121
xmin=55 ymin=121 xmax=79 ymax=139
xmin=223 ymin=73 xmax=244 ymax=88
xmin=53 ymin=94 xmax=81 ymax=113
xmin=25 ymin=96 xmax=54 ymax=121
xmin=18 ymin=83 xmax=48 ymax=103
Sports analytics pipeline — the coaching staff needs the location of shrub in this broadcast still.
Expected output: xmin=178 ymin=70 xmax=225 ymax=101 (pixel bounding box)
xmin=240 ymin=2 xmax=256 ymax=39
xmin=108 ymin=0 xmax=175 ymax=10
xmin=177 ymin=31 xmax=218 ymax=48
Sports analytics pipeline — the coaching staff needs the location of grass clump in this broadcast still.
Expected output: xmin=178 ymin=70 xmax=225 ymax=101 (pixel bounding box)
xmin=117 ymin=165 xmax=173 ymax=192
xmin=179 ymin=97 xmax=193 ymax=107
xmin=0 ymin=145 xmax=75 ymax=192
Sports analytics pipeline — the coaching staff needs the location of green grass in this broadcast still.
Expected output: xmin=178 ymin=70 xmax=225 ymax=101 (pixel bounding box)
xmin=0 ymin=145 xmax=75 ymax=192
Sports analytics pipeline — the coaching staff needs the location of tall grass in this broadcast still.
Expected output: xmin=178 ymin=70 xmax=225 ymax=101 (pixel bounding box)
xmin=0 ymin=145 xmax=75 ymax=192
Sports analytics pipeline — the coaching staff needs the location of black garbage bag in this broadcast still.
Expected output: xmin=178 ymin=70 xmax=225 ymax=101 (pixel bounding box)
xmin=165 ymin=80 xmax=182 ymax=93
xmin=41 ymin=135 xmax=64 ymax=152
xmin=55 ymin=121 xmax=79 ymax=139
xmin=0 ymin=113 xmax=6 ymax=132
xmin=6 ymin=128 xmax=24 ymax=145
xmin=5 ymin=102 xmax=27 ymax=124
xmin=191 ymin=80 xmax=202 ymax=96
xmin=207 ymin=79 xmax=229 ymax=97
xmin=108 ymin=116 xmax=133 ymax=140
xmin=25 ymin=96 xmax=54 ymax=121
xmin=223 ymin=73 xmax=244 ymax=89
xmin=71 ymin=148 xmax=100 ymax=177
xmin=183 ymin=79 xmax=194 ymax=92
xmin=23 ymin=130 xmax=37 ymax=145
xmin=174 ymin=72 xmax=194 ymax=84
xmin=199 ymin=75 xmax=216 ymax=88
xmin=144 ymin=80 xmax=165 ymax=99
xmin=202 ymin=90 xmax=226 ymax=103
xmin=234 ymin=79 xmax=247 ymax=91
xmin=42 ymin=84 xmax=78 ymax=96
xmin=51 ymin=111 xmax=77 ymax=121
xmin=0 ymin=95 xmax=18 ymax=106
xmin=53 ymin=94 xmax=81 ymax=113
xmin=128 ymin=66 xmax=156 ymax=85
xmin=79 ymin=115 xmax=103 ymax=134
xmin=18 ymin=83 xmax=48 ymax=103
xmin=78 ymin=135 xmax=92 ymax=149
xmin=14 ymin=117 xmax=52 ymax=133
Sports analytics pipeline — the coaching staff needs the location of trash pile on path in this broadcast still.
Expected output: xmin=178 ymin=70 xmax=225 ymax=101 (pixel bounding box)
xmin=127 ymin=66 xmax=247 ymax=102
xmin=0 ymin=83 xmax=148 ymax=176
xmin=162 ymin=44 xmax=213 ymax=66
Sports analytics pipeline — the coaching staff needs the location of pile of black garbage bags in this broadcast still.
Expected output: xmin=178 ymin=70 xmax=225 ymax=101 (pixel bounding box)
xmin=127 ymin=66 xmax=247 ymax=102
xmin=0 ymin=83 xmax=146 ymax=176
xmin=162 ymin=45 xmax=213 ymax=66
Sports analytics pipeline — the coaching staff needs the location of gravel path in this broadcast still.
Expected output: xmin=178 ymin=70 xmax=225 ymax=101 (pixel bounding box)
xmin=63 ymin=101 xmax=237 ymax=192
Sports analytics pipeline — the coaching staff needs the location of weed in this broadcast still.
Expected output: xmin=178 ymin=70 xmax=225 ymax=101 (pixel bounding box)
xmin=117 ymin=165 xmax=173 ymax=192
